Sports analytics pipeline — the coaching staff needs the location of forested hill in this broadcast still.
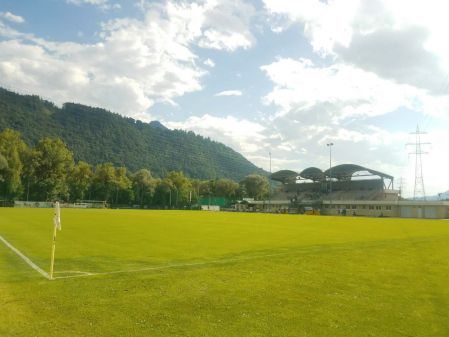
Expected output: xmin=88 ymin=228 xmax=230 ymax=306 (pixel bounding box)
xmin=0 ymin=88 xmax=265 ymax=180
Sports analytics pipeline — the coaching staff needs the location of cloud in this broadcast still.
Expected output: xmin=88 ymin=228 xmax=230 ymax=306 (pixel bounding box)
xmin=0 ymin=15 xmax=202 ymax=117
xmin=215 ymin=90 xmax=242 ymax=97
xmin=203 ymin=58 xmax=215 ymax=67
xmin=263 ymin=0 xmax=358 ymax=55
xmin=0 ymin=12 xmax=25 ymax=24
xmin=66 ymin=0 xmax=121 ymax=10
xmin=197 ymin=0 xmax=256 ymax=51
xmin=165 ymin=114 xmax=267 ymax=154
xmin=0 ymin=0 xmax=256 ymax=119
xmin=257 ymin=55 xmax=449 ymax=194
xmin=335 ymin=24 xmax=448 ymax=95
xmin=263 ymin=0 xmax=449 ymax=94
xmin=258 ymin=0 xmax=449 ymax=195
xmin=261 ymin=57 xmax=423 ymax=121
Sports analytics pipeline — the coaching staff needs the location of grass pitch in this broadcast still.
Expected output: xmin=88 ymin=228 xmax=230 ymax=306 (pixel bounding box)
xmin=1 ymin=208 xmax=449 ymax=336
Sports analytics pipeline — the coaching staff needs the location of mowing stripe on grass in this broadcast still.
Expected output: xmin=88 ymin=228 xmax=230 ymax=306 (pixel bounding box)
xmin=0 ymin=234 xmax=50 ymax=280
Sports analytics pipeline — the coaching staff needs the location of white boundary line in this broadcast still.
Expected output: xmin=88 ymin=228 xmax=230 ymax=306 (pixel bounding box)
xmin=0 ymin=234 xmax=50 ymax=280
xmin=2 ymin=234 xmax=445 ymax=281
xmin=53 ymin=235 xmax=446 ymax=280
xmin=53 ymin=250 xmax=301 ymax=279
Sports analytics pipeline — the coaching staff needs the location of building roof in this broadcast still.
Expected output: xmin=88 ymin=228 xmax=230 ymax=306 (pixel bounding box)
xmin=299 ymin=167 xmax=324 ymax=181
xmin=323 ymin=164 xmax=393 ymax=181
xmin=269 ymin=170 xmax=298 ymax=183
xmin=271 ymin=164 xmax=393 ymax=183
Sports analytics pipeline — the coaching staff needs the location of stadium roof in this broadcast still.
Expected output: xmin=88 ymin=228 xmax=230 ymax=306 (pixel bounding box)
xmin=270 ymin=164 xmax=393 ymax=183
xmin=269 ymin=170 xmax=298 ymax=183
xmin=298 ymin=167 xmax=324 ymax=182
xmin=323 ymin=164 xmax=393 ymax=181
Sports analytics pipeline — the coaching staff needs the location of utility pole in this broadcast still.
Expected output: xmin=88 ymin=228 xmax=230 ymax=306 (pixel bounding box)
xmin=175 ymin=187 xmax=178 ymax=207
xmin=268 ymin=151 xmax=272 ymax=213
xmin=326 ymin=142 xmax=334 ymax=210
xmin=397 ymin=177 xmax=406 ymax=199
xmin=406 ymin=125 xmax=430 ymax=200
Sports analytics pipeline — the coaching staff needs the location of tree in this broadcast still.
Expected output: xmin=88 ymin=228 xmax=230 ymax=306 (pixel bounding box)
xmin=68 ymin=161 xmax=93 ymax=202
xmin=0 ymin=154 xmax=8 ymax=181
xmin=241 ymin=174 xmax=269 ymax=200
xmin=215 ymin=178 xmax=239 ymax=199
xmin=0 ymin=129 xmax=29 ymax=199
xmin=29 ymin=138 xmax=74 ymax=201
xmin=90 ymin=163 xmax=116 ymax=202
xmin=132 ymin=169 xmax=157 ymax=207
xmin=113 ymin=166 xmax=132 ymax=204
xmin=154 ymin=178 xmax=174 ymax=207
xmin=166 ymin=171 xmax=192 ymax=206
xmin=199 ymin=180 xmax=215 ymax=197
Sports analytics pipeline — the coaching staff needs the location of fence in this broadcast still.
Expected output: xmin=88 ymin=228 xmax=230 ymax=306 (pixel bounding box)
xmin=13 ymin=201 xmax=107 ymax=209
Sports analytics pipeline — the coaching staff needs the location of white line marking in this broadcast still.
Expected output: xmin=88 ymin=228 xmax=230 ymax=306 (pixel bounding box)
xmin=0 ymin=234 xmax=50 ymax=280
xmin=52 ymin=236 xmax=446 ymax=280
xmin=54 ymin=270 xmax=95 ymax=276
xmin=53 ymin=249 xmax=314 ymax=279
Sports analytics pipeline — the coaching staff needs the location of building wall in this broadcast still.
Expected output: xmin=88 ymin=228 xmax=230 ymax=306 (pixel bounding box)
xmin=236 ymin=198 xmax=449 ymax=219
xmin=322 ymin=203 xmax=396 ymax=217
xmin=398 ymin=205 xmax=448 ymax=219
xmin=321 ymin=201 xmax=449 ymax=219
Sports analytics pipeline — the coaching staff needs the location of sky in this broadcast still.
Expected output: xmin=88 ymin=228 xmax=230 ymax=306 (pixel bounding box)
xmin=0 ymin=0 xmax=449 ymax=197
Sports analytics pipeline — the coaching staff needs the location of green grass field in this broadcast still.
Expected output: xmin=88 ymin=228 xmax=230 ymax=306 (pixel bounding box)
xmin=1 ymin=208 xmax=449 ymax=337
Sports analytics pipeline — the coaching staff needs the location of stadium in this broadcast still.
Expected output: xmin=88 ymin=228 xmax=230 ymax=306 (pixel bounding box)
xmin=238 ymin=164 xmax=449 ymax=219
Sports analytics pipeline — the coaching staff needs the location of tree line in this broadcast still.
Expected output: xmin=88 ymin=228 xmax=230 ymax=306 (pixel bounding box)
xmin=0 ymin=129 xmax=270 ymax=207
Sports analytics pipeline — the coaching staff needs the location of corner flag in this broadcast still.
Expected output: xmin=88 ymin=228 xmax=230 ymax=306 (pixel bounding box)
xmin=53 ymin=201 xmax=61 ymax=231
xmin=50 ymin=201 xmax=61 ymax=280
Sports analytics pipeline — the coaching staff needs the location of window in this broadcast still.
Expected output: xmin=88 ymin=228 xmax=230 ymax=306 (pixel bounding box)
xmin=351 ymin=205 xmax=357 ymax=209
xmin=369 ymin=205 xmax=374 ymax=210
xmin=386 ymin=206 xmax=392 ymax=210
xmin=376 ymin=206 xmax=382 ymax=210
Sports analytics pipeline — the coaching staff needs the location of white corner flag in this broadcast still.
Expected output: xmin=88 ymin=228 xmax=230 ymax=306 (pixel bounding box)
xmin=53 ymin=201 xmax=61 ymax=231
xmin=50 ymin=201 xmax=61 ymax=280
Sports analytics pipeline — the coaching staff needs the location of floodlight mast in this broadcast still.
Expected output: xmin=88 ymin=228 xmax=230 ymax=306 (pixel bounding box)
xmin=326 ymin=143 xmax=334 ymax=211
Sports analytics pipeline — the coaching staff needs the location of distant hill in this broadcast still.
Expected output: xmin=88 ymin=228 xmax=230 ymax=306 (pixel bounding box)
xmin=407 ymin=190 xmax=449 ymax=201
xmin=427 ymin=190 xmax=449 ymax=201
xmin=0 ymin=88 xmax=265 ymax=180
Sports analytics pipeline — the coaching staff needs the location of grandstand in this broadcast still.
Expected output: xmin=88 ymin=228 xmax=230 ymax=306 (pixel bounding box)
xmin=242 ymin=164 xmax=449 ymax=219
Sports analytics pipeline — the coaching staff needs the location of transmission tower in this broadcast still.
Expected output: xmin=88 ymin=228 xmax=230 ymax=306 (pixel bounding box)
xmin=406 ymin=125 xmax=430 ymax=200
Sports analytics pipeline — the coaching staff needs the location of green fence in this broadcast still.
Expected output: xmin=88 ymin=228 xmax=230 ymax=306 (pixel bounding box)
xmin=199 ymin=197 xmax=227 ymax=207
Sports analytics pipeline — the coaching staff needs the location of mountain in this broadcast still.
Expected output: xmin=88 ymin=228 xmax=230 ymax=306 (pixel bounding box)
xmin=426 ymin=190 xmax=449 ymax=201
xmin=0 ymin=88 xmax=265 ymax=180
xmin=406 ymin=190 xmax=449 ymax=201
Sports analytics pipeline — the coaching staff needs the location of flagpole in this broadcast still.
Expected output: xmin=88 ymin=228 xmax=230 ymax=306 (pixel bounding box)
xmin=50 ymin=223 xmax=57 ymax=280
xmin=50 ymin=201 xmax=61 ymax=280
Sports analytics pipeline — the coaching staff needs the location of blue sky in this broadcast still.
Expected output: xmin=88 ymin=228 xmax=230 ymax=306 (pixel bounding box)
xmin=0 ymin=0 xmax=449 ymax=196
